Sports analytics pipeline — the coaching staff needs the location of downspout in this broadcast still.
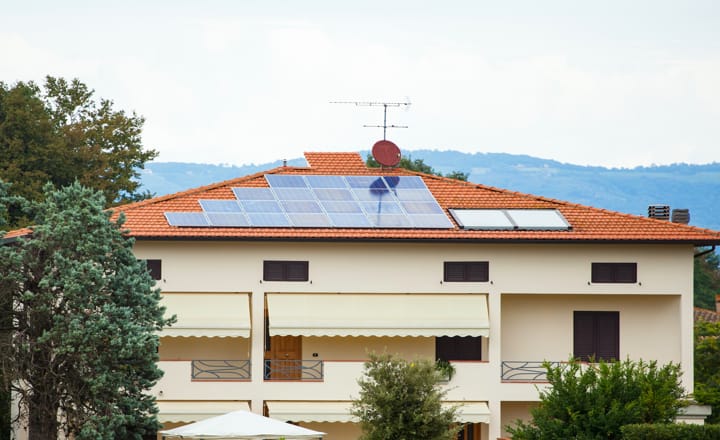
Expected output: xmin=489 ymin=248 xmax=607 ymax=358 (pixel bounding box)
xmin=694 ymin=245 xmax=716 ymax=258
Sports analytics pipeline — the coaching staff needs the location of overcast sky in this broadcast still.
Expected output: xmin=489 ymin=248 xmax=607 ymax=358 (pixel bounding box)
xmin=2 ymin=0 xmax=719 ymax=168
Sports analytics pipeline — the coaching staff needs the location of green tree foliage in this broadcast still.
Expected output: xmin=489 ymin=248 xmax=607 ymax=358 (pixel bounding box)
xmin=694 ymin=250 xmax=720 ymax=310
xmin=506 ymin=359 xmax=685 ymax=439
xmin=0 ymin=182 xmax=173 ymax=439
xmin=0 ymin=76 xmax=157 ymax=225
xmin=351 ymin=353 xmax=459 ymax=440
xmin=695 ymin=320 xmax=720 ymax=424
xmin=366 ymin=154 xmax=469 ymax=181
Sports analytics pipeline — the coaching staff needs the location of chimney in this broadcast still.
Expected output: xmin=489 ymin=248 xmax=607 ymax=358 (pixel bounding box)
xmin=648 ymin=205 xmax=670 ymax=220
xmin=671 ymin=208 xmax=690 ymax=224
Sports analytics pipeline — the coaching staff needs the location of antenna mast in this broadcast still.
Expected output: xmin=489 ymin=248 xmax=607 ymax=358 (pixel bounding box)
xmin=330 ymin=101 xmax=411 ymax=140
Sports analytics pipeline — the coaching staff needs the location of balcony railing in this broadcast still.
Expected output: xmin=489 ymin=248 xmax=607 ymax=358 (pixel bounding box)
xmin=264 ymin=359 xmax=324 ymax=380
xmin=501 ymin=361 xmax=562 ymax=382
xmin=191 ymin=360 xmax=251 ymax=380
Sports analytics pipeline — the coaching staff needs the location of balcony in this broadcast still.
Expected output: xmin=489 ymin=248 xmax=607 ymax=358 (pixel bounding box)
xmin=264 ymin=360 xmax=324 ymax=381
xmin=192 ymin=360 xmax=251 ymax=380
xmin=501 ymin=361 xmax=563 ymax=382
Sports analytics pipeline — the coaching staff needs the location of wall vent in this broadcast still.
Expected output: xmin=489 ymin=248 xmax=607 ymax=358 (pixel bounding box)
xmin=671 ymin=209 xmax=690 ymax=224
xmin=648 ymin=205 xmax=670 ymax=220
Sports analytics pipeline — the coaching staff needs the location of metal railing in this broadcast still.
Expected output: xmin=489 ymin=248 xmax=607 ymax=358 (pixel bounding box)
xmin=263 ymin=359 xmax=324 ymax=380
xmin=191 ymin=360 xmax=251 ymax=380
xmin=501 ymin=361 xmax=562 ymax=382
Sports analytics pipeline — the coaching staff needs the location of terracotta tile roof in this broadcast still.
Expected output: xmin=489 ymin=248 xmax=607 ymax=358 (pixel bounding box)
xmin=694 ymin=307 xmax=720 ymax=323
xmin=8 ymin=152 xmax=720 ymax=243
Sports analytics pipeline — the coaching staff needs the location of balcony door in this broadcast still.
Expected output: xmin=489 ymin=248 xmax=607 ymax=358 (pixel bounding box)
xmin=265 ymin=335 xmax=302 ymax=380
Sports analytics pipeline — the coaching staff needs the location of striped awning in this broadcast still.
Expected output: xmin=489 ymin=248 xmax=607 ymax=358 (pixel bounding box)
xmin=266 ymin=401 xmax=491 ymax=424
xmin=157 ymin=401 xmax=251 ymax=423
xmin=266 ymin=401 xmax=355 ymax=423
xmin=159 ymin=293 xmax=251 ymax=338
xmin=267 ymin=293 xmax=489 ymax=338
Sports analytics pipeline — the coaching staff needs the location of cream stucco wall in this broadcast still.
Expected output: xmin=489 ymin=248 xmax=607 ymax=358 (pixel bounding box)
xmin=135 ymin=240 xmax=696 ymax=440
xmin=500 ymin=402 xmax=538 ymax=438
xmin=501 ymin=294 xmax=682 ymax=363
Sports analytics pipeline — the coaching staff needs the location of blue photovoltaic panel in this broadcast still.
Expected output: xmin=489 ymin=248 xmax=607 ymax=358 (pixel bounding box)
xmin=328 ymin=213 xmax=372 ymax=227
xmin=346 ymin=176 xmax=386 ymax=189
xmin=273 ymin=187 xmax=314 ymax=200
xmin=287 ymin=213 xmax=332 ymax=227
xmin=199 ymin=200 xmax=242 ymax=212
xmin=165 ymin=212 xmax=210 ymax=227
xmin=367 ymin=214 xmax=412 ymax=228
xmin=265 ymin=174 xmax=308 ymax=187
xmin=394 ymin=189 xmax=436 ymax=201
xmin=400 ymin=201 xmax=445 ymax=215
xmin=407 ymin=214 xmax=455 ymax=228
xmin=241 ymin=200 xmax=283 ymax=213
xmin=232 ymin=187 xmax=275 ymax=200
xmin=281 ymin=200 xmax=323 ymax=213
xmin=351 ymin=188 xmax=392 ymax=201
xmin=312 ymin=188 xmax=355 ymax=201
xmin=166 ymin=175 xmax=454 ymax=229
xmin=360 ymin=201 xmax=404 ymax=215
xmin=206 ymin=213 xmax=249 ymax=227
xmin=246 ymin=212 xmax=291 ymax=227
xmin=320 ymin=201 xmax=363 ymax=213
xmin=305 ymin=175 xmax=347 ymax=188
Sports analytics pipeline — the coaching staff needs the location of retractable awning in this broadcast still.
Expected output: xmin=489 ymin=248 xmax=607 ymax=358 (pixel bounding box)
xmin=266 ymin=293 xmax=488 ymax=337
xmin=450 ymin=402 xmax=491 ymax=424
xmin=157 ymin=401 xmax=251 ymax=423
xmin=160 ymin=293 xmax=251 ymax=338
xmin=265 ymin=401 xmax=355 ymax=423
xmin=265 ymin=401 xmax=490 ymax=424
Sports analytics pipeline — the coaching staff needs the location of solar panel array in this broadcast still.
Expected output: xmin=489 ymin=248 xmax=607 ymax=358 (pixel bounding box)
xmin=165 ymin=175 xmax=454 ymax=229
xmin=449 ymin=208 xmax=571 ymax=230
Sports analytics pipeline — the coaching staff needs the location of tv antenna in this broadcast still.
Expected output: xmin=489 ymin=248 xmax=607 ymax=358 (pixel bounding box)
xmin=330 ymin=100 xmax=411 ymax=140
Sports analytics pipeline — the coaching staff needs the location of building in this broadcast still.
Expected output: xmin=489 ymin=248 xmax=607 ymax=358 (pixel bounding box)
xmin=111 ymin=152 xmax=720 ymax=439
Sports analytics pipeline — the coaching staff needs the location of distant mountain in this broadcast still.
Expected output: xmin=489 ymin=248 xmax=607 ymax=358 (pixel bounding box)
xmin=137 ymin=150 xmax=720 ymax=232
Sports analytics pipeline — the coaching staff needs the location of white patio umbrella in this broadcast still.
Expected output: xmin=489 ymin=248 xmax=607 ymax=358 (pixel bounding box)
xmin=159 ymin=410 xmax=325 ymax=439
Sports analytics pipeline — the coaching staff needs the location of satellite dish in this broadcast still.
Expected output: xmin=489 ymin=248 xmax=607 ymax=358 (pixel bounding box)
xmin=372 ymin=140 xmax=401 ymax=167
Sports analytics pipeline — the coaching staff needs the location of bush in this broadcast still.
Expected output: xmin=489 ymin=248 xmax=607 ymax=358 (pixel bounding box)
xmin=621 ymin=423 xmax=720 ymax=439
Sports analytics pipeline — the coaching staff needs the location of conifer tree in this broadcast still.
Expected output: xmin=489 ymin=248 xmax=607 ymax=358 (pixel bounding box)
xmin=0 ymin=182 xmax=172 ymax=439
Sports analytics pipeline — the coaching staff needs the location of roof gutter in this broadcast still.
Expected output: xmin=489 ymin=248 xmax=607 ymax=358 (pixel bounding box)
xmin=694 ymin=245 xmax=716 ymax=258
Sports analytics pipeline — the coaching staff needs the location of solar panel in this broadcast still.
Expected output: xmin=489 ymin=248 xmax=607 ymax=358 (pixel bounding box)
xmin=287 ymin=213 xmax=332 ymax=227
xmin=449 ymin=209 xmax=571 ymax=230
xmin=166 ymin=175 xmax=455 ymax=230
xmin=265 ymin=175 xmax=308 ymax=187
xmin=232 ymin=188 xmax=275 ymax=200
xmin=165 ymin=212 xmax=210 ymax=227
xmin=312 ymin=188 xmax=355 ymax=201
xmin=206 ymin=213 xmax=249 ymax=227
xmin=320 ymin=201 xmax=364 ymax=213
xmin=199 ymin=200 xmax=242 ymax=212
xmin=327 ymin=213 xmax=372 ymax=227
xmin=507 ymin=209 xmax=570 ymax=230
xmin=281 ymin=200 xmax=323 ymax=213
xmin=246 ymin=212 xmax=291 ymax=227
xmin=305 ymin=175 xmax=347 ymax=188
xmin=407 ymin=214 xmax=455 ymax=228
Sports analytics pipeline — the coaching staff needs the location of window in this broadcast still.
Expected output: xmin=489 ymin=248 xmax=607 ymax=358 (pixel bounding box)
xmin=591 ymin=263 xmax=637 ymax=283
xmin=444 ymin=262 xmax=489 ymax=282
xmin=436 ymin=336 xmax=482 ymax=361
xmin=456 ymin=423 xmax=481 ymax=440
xmin=573 ymin=311 xmax=619 ymax=361
xmin=145 ymin=259 xmax=162 ymax=280
xmin=263 ymin=261 xmax=309 ymax=281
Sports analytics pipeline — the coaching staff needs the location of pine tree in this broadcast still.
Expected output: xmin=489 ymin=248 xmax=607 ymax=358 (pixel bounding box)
xmin=0 ymin=182 xmax=172 ymax=439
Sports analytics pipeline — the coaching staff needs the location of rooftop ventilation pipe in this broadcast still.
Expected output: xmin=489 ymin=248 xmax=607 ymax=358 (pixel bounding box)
xmin=648 ymin=204 xmax=670 ymax=220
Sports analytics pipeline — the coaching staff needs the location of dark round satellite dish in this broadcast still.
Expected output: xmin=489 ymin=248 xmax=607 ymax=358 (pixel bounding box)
xmin=372 ymin=140 xmax=401 ymax=167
